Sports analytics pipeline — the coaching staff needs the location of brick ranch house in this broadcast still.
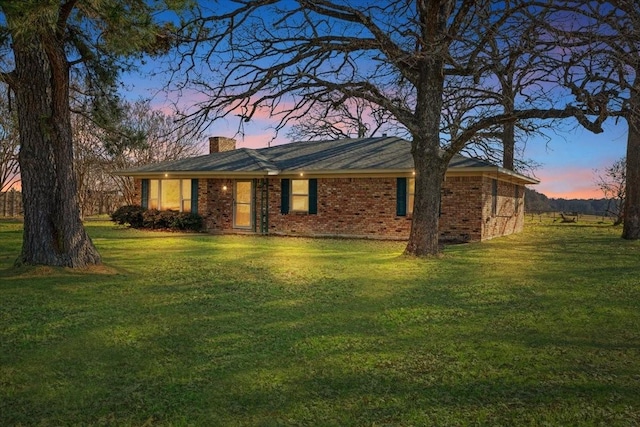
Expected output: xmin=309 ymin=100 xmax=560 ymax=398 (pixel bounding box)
xmin=117 ymin=136 xmax=538 ymax=242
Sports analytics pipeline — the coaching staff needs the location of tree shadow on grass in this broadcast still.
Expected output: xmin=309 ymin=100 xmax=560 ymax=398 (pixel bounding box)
xmin=2 ymin=229 xmax=640 ymax=425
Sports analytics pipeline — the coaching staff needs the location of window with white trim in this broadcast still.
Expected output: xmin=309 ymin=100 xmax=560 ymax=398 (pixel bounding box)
xmin=291 ymin=179 xmax=309 ymax=212
xmin=148 ymin=179 xmax=193 ymax=212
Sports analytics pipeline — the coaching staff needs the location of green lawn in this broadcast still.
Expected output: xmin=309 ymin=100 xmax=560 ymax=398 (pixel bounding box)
xmin=1 ymin=219 xmax=639 ymax=426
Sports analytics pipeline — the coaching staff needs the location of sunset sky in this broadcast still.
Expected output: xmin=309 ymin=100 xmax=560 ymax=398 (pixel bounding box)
xmin=521 ymin=121 xmax=628 ymax=199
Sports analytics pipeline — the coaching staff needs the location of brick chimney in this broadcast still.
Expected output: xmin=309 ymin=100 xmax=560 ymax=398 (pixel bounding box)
xmin=209 ymin=136 xmax=236 ymax=153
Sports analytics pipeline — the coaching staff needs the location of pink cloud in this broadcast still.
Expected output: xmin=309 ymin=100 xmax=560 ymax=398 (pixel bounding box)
xmin=235 ymin=132 xmax=286 ymax=149
xmin=534 ymin=166 xmax=604 ymax=199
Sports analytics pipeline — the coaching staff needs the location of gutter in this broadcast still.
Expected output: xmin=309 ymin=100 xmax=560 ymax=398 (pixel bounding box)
xmin=447 ymin=166 xmax=539 ymax=184
xmin=114 ymin=166 xmax=537 ymax=185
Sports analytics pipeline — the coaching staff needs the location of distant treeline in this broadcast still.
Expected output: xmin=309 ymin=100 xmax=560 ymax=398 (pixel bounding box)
xmin=524 ymin=188 xmax=620 ymax=216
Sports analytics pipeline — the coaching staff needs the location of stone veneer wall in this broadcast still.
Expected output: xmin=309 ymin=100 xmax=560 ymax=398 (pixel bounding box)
xmin=481 ymin=176 xmax=525 ymax=240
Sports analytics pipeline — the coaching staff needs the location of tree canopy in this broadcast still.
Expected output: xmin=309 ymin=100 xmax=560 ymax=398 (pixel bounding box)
xmin=0 ymin=0 xmax=188 ymax=267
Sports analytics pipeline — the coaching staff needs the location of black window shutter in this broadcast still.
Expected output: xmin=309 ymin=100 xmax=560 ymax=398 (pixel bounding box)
xmin=396 ymin=178 xmax=407 ymax=216
xmin=281 ymin=179 xmax=290 ymax=214
xmin=309 ymin=179 xmax=318 ymax=214
xmin=141 ymin=179 xmax=149 ymax=209
xmin=191 ymin=179 xmax=199 ymax=213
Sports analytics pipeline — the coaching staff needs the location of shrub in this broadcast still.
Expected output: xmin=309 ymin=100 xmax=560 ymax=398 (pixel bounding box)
xmin=157 ymin=210 xmax=177 ymax=229
xmin=112 ymin=206 xmax=203 ymax=232
xmin=171 ymin=212 xmax=204 ymax=231
xmin=110 ymin=205 xmax=145 ymax=228
xmin=142 ymin=209 xmax=162 ymax=229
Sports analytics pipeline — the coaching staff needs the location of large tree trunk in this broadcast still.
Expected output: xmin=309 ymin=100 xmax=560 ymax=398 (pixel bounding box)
xmin=503 ymin=121 xmax=515 ymax=170
xmin=623 ymin=104 xmax=640 ymax=239
xmin=404 ymin=52 xmax=447 ymax=256
xmin=12 ymin=29 xmax=101 ymax=267
xmin=405 ymin=141 xmax=448 ymax=256
xmin=502 ymin=81 xmax=516 ymax=170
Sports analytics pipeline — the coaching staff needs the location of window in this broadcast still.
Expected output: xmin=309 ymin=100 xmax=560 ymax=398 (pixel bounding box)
xmin=281 ymin=178 xmax=317 ymax=215
xmin=149 ymin=180 xmax=159 ymax=209
xmin=291 ymin=179 xmax=309 ymax=212
xmin=147 ymin=179 xmax=193 ymax=212
xmin=408 ymin=178 xmax=415 ymax=214
xmin=514 ymin=185 xmax=520 ymax=213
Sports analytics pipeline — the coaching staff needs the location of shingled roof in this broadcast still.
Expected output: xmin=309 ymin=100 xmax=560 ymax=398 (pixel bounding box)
xmin=119 ymin=136 xmax=538 ymax=184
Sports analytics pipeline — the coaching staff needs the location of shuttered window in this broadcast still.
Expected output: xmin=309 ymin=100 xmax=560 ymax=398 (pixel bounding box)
xmin=281 ymin=179 xmax=290 ymax=214
xmin=141 ymin=179 xmax=149 ymax=209
xmin=308 ymin=179 xmax=318 ymax=214
xmin=191 ymin=179 xmax=199 ymax=213
xmin=396 ymin=178 xmax=407 ymax=216
xmin=282 ymin=178 xmax=317 ymax=214
xmin=291 ymin=179 xmax=309 ymax=212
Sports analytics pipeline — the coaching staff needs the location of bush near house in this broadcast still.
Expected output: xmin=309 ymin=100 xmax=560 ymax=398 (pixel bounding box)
xmin=110 ymin=205 xmax=145 ymax=227
xmin=111 ymin=205 xmax=203 ymax=231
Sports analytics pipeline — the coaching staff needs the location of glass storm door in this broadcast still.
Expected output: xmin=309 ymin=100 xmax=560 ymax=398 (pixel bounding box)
xmin=234 ymin=181 xmax=253 ymax=229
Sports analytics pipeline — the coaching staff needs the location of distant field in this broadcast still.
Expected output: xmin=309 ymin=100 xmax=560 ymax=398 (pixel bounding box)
xmin=1 ymin=219 xmax=639 ymax=426
xmin=526 ymin=211 xmax=618 ymax=223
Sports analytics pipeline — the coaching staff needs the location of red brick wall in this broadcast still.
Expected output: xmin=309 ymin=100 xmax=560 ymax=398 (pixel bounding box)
xmin=268 ymin=177 xmax=412 ymax=239
xmin=439 ymin=176 xmax=484 ymax=242
xmin=136 ymin=176 xmax=525 ymax=242
xmin=203 ymin=178 xmax=235 ymax=231
xmin=133 ymin=179 xmax=142 ymax=206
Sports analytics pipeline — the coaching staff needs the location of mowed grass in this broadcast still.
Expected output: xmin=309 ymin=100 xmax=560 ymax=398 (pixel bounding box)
xmin=1 ymin=219 xmax=639 ymax=426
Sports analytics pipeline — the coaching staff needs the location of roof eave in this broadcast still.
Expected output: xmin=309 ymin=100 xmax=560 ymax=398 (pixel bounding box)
xmin=447 ymin=166 xmax=539 ymax=184
xmin=113 ymin=170 xmax=277 ymax=178
xmin=278 ymin=168 xmax=413 ymax=178
xmin=115 ymin=166 xmax=538 ymax=184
